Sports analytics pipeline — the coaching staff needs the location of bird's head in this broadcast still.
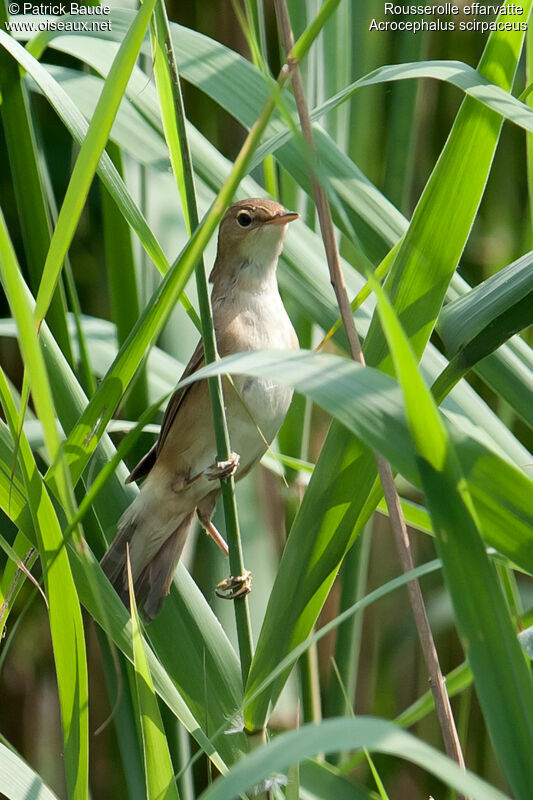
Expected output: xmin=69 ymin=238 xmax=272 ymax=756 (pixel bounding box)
xmin=210 ymin=198 xmax=299 ymax=290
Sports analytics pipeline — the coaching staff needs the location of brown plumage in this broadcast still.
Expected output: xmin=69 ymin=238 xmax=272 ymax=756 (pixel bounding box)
xmin=101 ymin=198 xmax=299 ymax=619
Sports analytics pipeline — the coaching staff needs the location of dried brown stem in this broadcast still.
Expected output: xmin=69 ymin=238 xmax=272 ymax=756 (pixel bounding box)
xmin=274 ymin=0 xmax=466 ymax=777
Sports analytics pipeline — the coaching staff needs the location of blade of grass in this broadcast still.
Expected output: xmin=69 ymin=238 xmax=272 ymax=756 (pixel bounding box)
xmin=23 ymin=0 xmax=339 ymax=332
xmin=172 ymin=350 xmax=533 ymax=640
xmin=0 ymin=532 xmax=37 ymax=638
xmin=0 ymin=368 xmax=88 ymax=800
xmin=32 ymin=0 xmax=160 ymax=329
xmin=197 ymin=717 xmax=509 ymax=800
xmin=325 ymin=529 xmax=370 ymax=724
xmin=0 ymin=432 xmax=238 ymax=769
xmin=371 ymin=272 xmax=533 ymax=799
xmin=97 ymin=632 xmax=146 ymax=800
xmin=0 ymin=428 xmax=444 ymax=752
xmin=433 ymin=252 xmax=533 ymax=403
xmin=89 ymin=346 xmax=533 ymax=579
xmin=238 ymin=0 xmax=279 ymax=198
xmin=0 ymin=212 xmax=88 ymax=798
xmin=101 ymin=141 xmax=150 ymax=421
xmin=300 ymin=760 xmax=374 ymax=800
xmin=0 ymin=0 xmax=73 ymax=361
xmin=62 ymin=391 xmax=172 ymax=542
xmin=35 ymin=132 xmax=96 ymax=396
xmin=0 ymin=741 xmax=60 ymax=800
xmin=127 ymin=550 xmax=180 ymax=800
xmin=0 ymin=206 xmax=75 ymax=517
xmin=273 ymin=0 xmax=464 ymax=768
xmin=23 ymin=58 xmax=526 ymax=460
xmin=150 ymin=0 xmax=253 ymax=683
xmin=0 ymin=28 xmax=198 ymax=328
xmin=1 ymin=464 xmax=243 ymax=771
xmin=365 ymin=2 xmax=531 ymax=370
xmin=525 ymin=26 xmax=533 ymax=224
xmin=244 ymin=559 xmax=442 ymax=711
xmin=382 ymin=26 xmax=427 ymax=213
xmin=23 ymin=13 xmax=533 ymax=282
xmin=0 ymin=273 xmax=247 ymax=767
xmin=13 ymin=25 xmax=529 ymax=440
xmin=317 ymin=0 xmax=352 ymax=151
xmin=46 ymin=0 xmax=343 ymax=492
xmin=245 ymin=0 xmax=531 ymax=734
xmin=0 ymin=533 xmax=44 ymax=606
xmin=316 ymin=241 xmax=400 ymax=352
xmin=438 ymin=252 xmax=533 ymax=356
xmin=252 ymin=58 xmax=533 ymax=169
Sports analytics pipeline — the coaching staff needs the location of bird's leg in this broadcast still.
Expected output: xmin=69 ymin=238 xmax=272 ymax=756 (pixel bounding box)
xmin=196 ymin=509 xmax=229 ymax=556
xmin=215 ymin=569 xmax=252 ymax=600
xmin=197 ymin=471 xmax=252 ymax=599
xmin=205 ymin=452 xmax=240 ymax=481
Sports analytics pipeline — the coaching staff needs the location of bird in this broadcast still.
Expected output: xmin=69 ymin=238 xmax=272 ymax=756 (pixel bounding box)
xmin=101 ymin=197 xmax=299 ymax=620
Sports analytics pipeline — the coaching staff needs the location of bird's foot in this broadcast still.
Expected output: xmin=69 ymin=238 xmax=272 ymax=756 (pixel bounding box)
xmin=205 ymin=452 xmax=240 ymax=481
xmin=215 ymin=569 xmax=252 ymax=600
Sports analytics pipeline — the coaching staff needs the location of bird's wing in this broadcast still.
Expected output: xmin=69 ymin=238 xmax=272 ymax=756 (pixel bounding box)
xmin=157 ymin=339 xmax=205 ymax=453
xmin=126 ymin=340 xmax=205 ymax=483
xmin=125 ymin=443 xmax=157 ymax=484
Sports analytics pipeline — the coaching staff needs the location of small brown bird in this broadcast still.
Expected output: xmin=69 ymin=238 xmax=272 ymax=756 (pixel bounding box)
xmin=101 ymin=198 xmax=299 ymax=619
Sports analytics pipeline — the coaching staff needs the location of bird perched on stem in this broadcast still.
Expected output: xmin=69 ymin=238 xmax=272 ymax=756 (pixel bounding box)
xmin=101 ymin=198 xmax=299 ymax=620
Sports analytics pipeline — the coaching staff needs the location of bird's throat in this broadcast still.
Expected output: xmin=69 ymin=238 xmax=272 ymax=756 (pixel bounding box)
xmin=212 ymin=254 xmax=279 ymax=298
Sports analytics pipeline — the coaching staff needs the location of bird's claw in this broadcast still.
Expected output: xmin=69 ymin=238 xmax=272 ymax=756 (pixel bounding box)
xmin=215 ymin=569 xmax=252 ymax=600
xmin=205 ymin=452 xmax=240 ymax=481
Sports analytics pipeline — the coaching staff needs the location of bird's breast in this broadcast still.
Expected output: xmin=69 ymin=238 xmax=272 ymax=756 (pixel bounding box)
xmin=223 ymin=373 xmax=292 ymax=471
xmin=214 ymin=286 xmax=297 ymax=463
xmin=217 ymin=287 xmax=298 ymax=351
xmin=237 ymin=373 xmax=292 ymax=432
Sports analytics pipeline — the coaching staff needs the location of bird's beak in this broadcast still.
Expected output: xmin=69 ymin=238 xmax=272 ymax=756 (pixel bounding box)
xmin=266 ymin=211 xmax=299 ymax=226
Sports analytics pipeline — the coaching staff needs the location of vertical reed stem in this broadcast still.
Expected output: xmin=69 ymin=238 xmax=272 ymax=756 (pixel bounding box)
xmin=274 ymin=0 xmax=466 ymax=776
xmin=152 ymin=0 xmax=254 ymax=682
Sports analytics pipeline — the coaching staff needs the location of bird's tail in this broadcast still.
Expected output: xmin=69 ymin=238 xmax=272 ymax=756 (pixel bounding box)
xmin=101 ymin=499 xmax=195 ymax=621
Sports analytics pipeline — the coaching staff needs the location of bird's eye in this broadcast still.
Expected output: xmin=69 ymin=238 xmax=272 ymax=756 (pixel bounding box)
xmin=236 ymin=211 xmax=252 ymax=228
